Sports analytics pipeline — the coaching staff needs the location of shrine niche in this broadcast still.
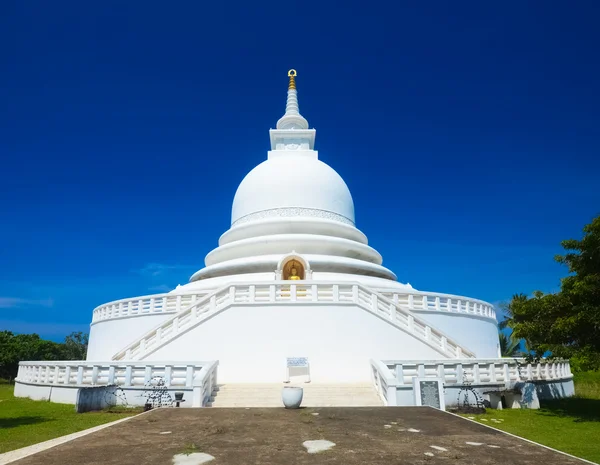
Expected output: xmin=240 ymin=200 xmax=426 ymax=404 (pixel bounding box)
xmin=283 ymin=259 xmax=305 ymax=280
xmin=275 ymin=252 xmax=312 ymax=281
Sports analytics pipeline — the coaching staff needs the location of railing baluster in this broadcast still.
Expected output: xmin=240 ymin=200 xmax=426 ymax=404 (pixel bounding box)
xmin=407 ymin=314 xmax=414 ymax=331
xmin=473 ymin=363 xmax=480 ymax=383
xmin=186 ymin=365 xmax=194 ymax=387
xmin=489 ymin=363 xmax=496 ymax=382
xmin=437 ymin=363 xmax=445 ymax=379
xmin=456 ymin=364 xmax=464 ymax=384
xmin=123 ymin=365 xmax=132 ymax=386
xmin=165 ymin=365 xmax=172 ymax=386
xmin=395 ymin=364 xmax=404 ymax=384
xmin=371 ymin=294 xmax=378 ymax=312
xmin=389 ymin=303 xmax=397 ymax=321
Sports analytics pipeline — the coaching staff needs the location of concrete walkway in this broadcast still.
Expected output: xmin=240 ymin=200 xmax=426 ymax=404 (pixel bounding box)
xmin=5 ymin=407 xmax=593 ymax=464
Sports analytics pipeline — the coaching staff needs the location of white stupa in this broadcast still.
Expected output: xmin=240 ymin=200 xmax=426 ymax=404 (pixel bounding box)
xmin=86 ymin=69 xmax=499 ymax=380
xmin=16 ymin=71 xmax=574 ymax=408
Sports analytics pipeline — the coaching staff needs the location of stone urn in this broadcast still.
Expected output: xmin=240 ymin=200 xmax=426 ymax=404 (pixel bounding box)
xmin=282 ymin=386 xmax=303 ymax=408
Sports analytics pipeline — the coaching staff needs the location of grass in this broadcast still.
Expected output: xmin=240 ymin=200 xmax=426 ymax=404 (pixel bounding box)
xmin=462 ymin=371 xmax=600 ymax=463
xmin=181 ymin=443 xmax=200 ymax=455
xmin=0 ymin=384 xmax=140 ymax=454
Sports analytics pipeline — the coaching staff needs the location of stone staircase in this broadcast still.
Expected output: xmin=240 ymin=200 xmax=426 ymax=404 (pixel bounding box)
xmin=210 ymin=383 xmax=384 ymax=408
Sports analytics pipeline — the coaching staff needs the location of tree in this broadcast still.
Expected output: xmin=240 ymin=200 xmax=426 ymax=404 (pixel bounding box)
xmin=506 ymin=215 xmax=600 ymax=371
xmin=0 ymin=331 xmax=89 ymax=381
xmin=62 ymin=332 xmax=89 ymax=360
xmin=0 ymin=331 xmax=65 ymax=381
xmin=499 ymin=331 xmax=521 ymax=357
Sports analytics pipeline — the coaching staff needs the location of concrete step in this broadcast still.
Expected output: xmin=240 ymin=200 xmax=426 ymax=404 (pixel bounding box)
xmin=211 ymin=383 xmax=384 ymax=408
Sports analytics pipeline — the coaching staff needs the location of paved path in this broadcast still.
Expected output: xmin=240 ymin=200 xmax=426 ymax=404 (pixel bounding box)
xmin=9 ymin=407 xmax=590 ymax=464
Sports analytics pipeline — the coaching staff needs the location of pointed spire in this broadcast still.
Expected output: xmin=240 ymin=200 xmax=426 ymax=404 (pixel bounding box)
xmin=276 ymin=69 xmax=309 ymax=130
xmin=288 ymin=69 xmax=296 ymax=90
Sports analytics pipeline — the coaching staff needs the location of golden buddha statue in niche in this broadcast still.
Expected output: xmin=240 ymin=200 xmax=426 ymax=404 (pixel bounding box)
xmin=283 ymin=260 xmax=304 ymax=280
xmin=289 ymin=267 xmax=301 ymax=281
xmin=281 ymin=260 xmax=306 ymax=297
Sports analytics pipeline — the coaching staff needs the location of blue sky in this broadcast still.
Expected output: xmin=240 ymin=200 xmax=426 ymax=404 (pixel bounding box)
xmin=1 ymin=1 xmax=599 ymax=340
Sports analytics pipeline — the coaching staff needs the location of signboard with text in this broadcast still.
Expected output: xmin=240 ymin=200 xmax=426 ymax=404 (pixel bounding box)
xmin=287 ymin=357 xmax=309 ymax=368
xmin=412 ymin=377 xmax=445 ymax=410
xmin=285 ymin=357 xmax=310 ymax=383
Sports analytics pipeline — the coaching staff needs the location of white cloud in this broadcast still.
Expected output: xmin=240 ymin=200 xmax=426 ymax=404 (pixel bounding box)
xmin=133 ymin=263 xmax=194 ymax=277
xmin=148 ymin=284 xmax=173 ymax=292
xmin=0 ymin=297 xmax=54 ymax=309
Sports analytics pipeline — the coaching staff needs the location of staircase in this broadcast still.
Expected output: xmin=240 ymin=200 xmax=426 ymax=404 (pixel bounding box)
xmin=112 ymin=282 xmax=475 ymax=362
xmin=210 ymin=383 xmax=384 ymax=408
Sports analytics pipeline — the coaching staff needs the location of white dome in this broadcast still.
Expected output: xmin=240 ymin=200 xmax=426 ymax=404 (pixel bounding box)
xmin=231 ymin=154 xmax=355 ymax=226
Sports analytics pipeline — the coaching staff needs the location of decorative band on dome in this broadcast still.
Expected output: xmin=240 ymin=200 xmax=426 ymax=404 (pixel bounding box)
xmin=232 ymin=207 xmax=355 ymax=227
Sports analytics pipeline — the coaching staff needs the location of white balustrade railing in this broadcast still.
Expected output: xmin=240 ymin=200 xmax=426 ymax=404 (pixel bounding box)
xmin=381 ymin=291 xmax=496 ymax=320
xmin=92 ymin=292 xmax=211 ymax=323
xmin=382 ymin=358 xmax=572 ymax=386
xmin=92 ymin=287 xmax=495 ymax=324
xmin=16 ymin=360 xmax=218 ymax=407
xmin=112 ymin=281 xmax=475 ymax=361
xmin=371 ymin=359 xmax=398 ymax=406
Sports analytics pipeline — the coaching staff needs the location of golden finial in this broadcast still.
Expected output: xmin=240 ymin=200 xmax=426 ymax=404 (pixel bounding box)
xmin=288 ymin=69 xmax=297 ymax=90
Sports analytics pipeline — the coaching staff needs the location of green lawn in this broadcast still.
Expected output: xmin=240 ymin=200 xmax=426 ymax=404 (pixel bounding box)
xmin=0 ymin=384 xmax=140 ymax=454
xmin=463 ymin=372 xmax=600 ymax=464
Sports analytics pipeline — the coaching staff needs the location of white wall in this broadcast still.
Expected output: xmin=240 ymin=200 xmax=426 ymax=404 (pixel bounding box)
xmin=393 ymin=378 xmax=575 ymax=407
xmin=14 ymin=382 xmax=79 ymax=404
xmin=145 ymin=303 xmax=445 ymax=383
xmin=87 ymin=314 xmax=172 ymax=360
xmin=13 ymin=382 xmax=198 ymax=407
xmin=412 ymin=311 xmax=499 ymax=358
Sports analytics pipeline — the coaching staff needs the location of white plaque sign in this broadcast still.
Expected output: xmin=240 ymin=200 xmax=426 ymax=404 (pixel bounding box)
xmin=287 ymin=357 xmax=309 ymax=368
xmin=285 ymin=357 xmax=310 ymax=383
xmin=412 ymin=377 xmax=445 ymax=410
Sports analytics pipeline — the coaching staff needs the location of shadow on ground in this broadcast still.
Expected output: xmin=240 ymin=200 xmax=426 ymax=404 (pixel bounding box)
xmin=0 ymin=416 xmax=49 ymax=429
xmin=539 ymin=397 xmax=600 ymax=422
